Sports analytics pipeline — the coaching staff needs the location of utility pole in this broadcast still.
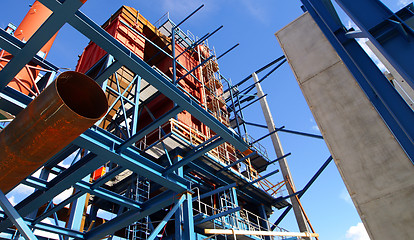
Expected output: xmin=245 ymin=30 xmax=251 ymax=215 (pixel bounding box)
xmin=252 ymin=72 xmax=311 ymax=235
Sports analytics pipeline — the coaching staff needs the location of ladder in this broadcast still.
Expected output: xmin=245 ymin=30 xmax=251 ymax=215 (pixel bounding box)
xmin=126 ymin=177 xmax=150 ymax=240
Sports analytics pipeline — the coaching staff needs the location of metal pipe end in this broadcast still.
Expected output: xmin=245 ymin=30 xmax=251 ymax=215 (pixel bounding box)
xmin=56 ymin=71 xmax=108 ymax=120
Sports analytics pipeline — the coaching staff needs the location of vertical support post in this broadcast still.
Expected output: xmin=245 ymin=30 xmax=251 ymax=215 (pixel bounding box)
xmin=182 ymin=192 xmax=195 ymax=240
xmin=172 ymin=27 xmax=177 ymax=85
xmin=95 ymin=54 xmax=115 ymax=127
xmin=66 ymin=190 xmax=87 ymax=238
xmin=222 ymin=77 xmax=242 ymax=136
xmin=173 ymin=154 xmax=184 ymax=240
xmin=258 ymin=204 xmax=271 ymax=240
xmin=334 ymin=0 xmax=414 ymax=90
xmin=230 ymin=186 xmax=241 ymax=229
xmin=132 ymin=75 xmax=142 ymax=135
xmin=66 ymin=153 xmax=89 ymax=239
xmin=234 ymin=86 xmax=248 ymax=137
xmin=252 ymin=72 xmax=310 ymax=235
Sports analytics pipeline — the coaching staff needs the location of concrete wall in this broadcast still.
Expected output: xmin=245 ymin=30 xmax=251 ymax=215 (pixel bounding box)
xmin=275 ymin=12 xmax=414 ymax=240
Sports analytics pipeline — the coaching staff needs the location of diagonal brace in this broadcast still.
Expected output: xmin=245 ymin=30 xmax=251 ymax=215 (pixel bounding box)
xmin=147 ymin=194 xmax=186 ymax=240
xmin=0 ymin=190 xmax=38 ymax=240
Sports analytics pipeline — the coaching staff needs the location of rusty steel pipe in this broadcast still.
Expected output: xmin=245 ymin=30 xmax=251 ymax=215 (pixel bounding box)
xmin=0 ymin=71 xmax=108 ymax=192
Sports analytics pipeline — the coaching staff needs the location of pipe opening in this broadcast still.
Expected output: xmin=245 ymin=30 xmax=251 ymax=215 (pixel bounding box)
xmin=56 ymin=71 xmax=108 ymax=119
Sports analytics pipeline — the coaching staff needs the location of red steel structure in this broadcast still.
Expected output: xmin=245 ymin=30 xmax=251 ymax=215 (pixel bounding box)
xmin=75 ymin=6 xmax=238 ymax=167
xmin=0 ymin=1 xmax=58 ymax=95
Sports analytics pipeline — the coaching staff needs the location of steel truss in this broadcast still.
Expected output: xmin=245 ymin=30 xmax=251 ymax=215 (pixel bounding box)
xmin=0 ymin=1 xmax=294 ymax=240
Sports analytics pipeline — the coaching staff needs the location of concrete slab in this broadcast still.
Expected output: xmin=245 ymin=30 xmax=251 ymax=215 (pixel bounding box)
xmin=275 ymin=12 xmax=414 ymax=240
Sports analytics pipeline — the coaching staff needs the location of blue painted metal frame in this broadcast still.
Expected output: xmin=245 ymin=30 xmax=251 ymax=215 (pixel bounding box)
xmin=192 ymin=183 xmax=237 ymax=202
xmin=74 ymin=128 xmax=190 ymax=192
xmin=86 ymin=190 xmax=179 ymax=240
xmin=334 ymin=0 xmax=414 ymax=90
xmin=0 ymin=0 xmax=294 ymax=238
xmin=273 ymin=156 xmax=333 ymax=227
xmin=303 ymin=0 xmax=414 ymax=163
xmin=148 ymin=194 xmax=186 ymax=240
xmin=194 ymin=207 xmax=241 ymax=225
xmin=163 ymin=136 xmax=225 ymax=175
xmin=65 ymin=8 xmax=249 ymax=152
xmin=0 ymin=190 xmax=38 ymax=240
xmin=0 ymin=0 xmax=84 ymax=90
xmin=216 ymin=151 xmax=257 ymax=173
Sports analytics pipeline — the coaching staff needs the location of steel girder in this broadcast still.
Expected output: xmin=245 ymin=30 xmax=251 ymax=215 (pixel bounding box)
xmin=302 ymin=0 xmax=414 ymax=163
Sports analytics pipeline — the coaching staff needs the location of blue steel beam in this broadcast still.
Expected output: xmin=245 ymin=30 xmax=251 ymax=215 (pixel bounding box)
xmin=216 ymin=43 xmax=239 ymax=60
xmin=334 ymin=0 xmax=414 ymax=89
xmin=187 ymin=163 xmax=228 ymax=186
xmin=192 ymin=183 xmax=237 ymax=202
xmin=0 ymin=27 xmax=24 ymax=55
xmin=33 ymin=191 xmax=84 ymax=225
xmin=86 ymin=190 xmax=179 ymax=240
xmin=0 ymin=190 xmax=38 ymax=240
xmin=0 ymin=153 xmax=103 ymax=232
xmin=74 ymin=128 xmax=189 ymax=192
xmin=216 ymin=151 xmax=257 ymax=173
xmin=187 ymin=161 xmax=266 ymax=205
xmin=0 ymin=0 xmax=84 ymax=90
xmin=244 ymin=121 xmax=324 ymax=139
xmin=228 ymin=94 xmax=267 ymax=113
xmin=74 ymin=181 xmax=141 ymax=210
xmin=0 ymin=87 xmax=30 ymax=116
xmin=91 ymin=166 xmax=125 ymax=189
xmin=163 ymin=136 xmax=225 ymax=175
xmin=31 ymin=221 xmax=84 ymax=239
xmin=182 ymin=192 xmax=195 ymax=240
xmin=303 ymin=0 xmax=414 ymax=163
xmin=273 ymin=156 xmax=333 ymax=227
xmin=242 ymin=169 xmax=280 ymax=188
xmin=65 ymin=9 xmax=249 ymax=152
xmin=223 ymin=55 xmax=286 ymax=94
xmin=256 ymin=153 xmax=292 ymax=172
xmin=194 ymin=207 xmax=241 ymax=225
xmin=94 ymin=59 xmax=122 ymax=86
xmin=116 ymin=106 xmax=182 ymax=153
xmin=0 ymin=28 xmax=59 ymax=72
xmin=250 ymin=126 xmax=285 ymax=145
xmin=147 ymin=194 xmax=186 ymax=240
xmin=279 ymin=129 xmax=323 ymax=139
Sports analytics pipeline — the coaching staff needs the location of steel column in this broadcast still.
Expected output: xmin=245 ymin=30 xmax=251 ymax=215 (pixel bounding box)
xmin=303 ymin=0 xmax=414 ymax=162
xmin=0 ymin=190 xmax=37 ymax=240
xmin=182 ymin=192 xmax=195 ymax=240
xmin=334 ymin=0 xmax=414 ymax=89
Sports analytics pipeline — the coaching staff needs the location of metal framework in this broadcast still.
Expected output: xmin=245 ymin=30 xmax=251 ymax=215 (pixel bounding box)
xmin=0 ymin=0 xmax=346 ymax=240
xmin=301 ymin=0 xmax=414 ymax=163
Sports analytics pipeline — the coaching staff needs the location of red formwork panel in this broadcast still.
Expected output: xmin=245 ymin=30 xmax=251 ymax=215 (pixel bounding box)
xmin=75 ymin=6 xmax=229 ymax=155
xmin=76 ymin=6 xmax=146 ymax=73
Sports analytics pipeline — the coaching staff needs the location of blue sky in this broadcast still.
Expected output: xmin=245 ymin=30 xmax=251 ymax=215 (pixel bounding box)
xmin=1 ymin=0 xmax=410 ymax=239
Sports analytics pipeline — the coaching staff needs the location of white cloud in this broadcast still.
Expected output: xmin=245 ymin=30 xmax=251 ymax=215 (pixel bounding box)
xmin=346 ymin=222 xmax=371 ymax=240
xmin=310 ymin=118 xmax=320 ymax=132
xmin=340 ymin=188 xmax=353 ymax=205
xmin=240 ymin=0 xmax=268 ymax=23
xmin=398 ymin=0 xmax=412 ymax=7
